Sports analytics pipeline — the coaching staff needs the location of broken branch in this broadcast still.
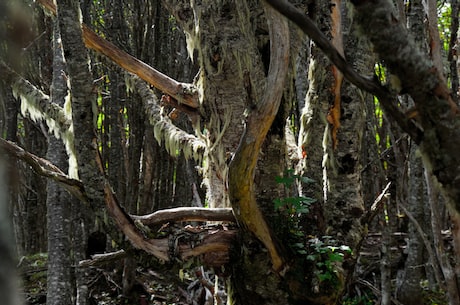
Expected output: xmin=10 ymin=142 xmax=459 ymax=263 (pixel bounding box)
xmin=36 ymin=0 xmax=199 ymax=109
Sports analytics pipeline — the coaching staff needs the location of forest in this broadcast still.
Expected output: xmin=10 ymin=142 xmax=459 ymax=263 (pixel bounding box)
xmin=1 ymin=0 xmax=460 ymax=304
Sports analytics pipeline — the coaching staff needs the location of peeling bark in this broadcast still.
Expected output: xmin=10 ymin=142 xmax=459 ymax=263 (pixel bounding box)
xmin=45 ymin=21 xmax=72 ymax=305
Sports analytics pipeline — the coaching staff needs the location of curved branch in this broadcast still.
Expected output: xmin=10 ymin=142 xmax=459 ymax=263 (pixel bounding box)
xmin=36 ymin=0 xmax=199 ymax=109
xmin=228 ymin=4 xmax=290 ymax=272
xmin=1 ymin=138 xmax=235 ymax=265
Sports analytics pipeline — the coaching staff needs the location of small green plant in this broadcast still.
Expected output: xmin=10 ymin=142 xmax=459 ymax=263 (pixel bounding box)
xmin=307 ymin=237 xmax=351 ymax=285
xmin=273 ymin=169 xmax=316 ymax=252
xmin=273 ymin=169 xmax=316 ymax=216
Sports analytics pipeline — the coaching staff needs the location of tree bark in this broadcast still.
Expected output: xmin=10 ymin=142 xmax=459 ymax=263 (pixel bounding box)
xmin=45 ymin=21 xmax=72 ymax=305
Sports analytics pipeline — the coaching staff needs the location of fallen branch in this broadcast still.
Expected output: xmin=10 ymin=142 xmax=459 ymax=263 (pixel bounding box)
xmin=131 ymin=207 xmax=235 ymax=226
xmin=79 ymin=250 xmax=127 ymax=267
xmin=1 ymin=139 xmax=237 ymax=266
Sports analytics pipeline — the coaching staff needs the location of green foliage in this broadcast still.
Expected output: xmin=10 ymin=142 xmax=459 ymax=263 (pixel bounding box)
xmin=438 ymin=2 xmax=451 ymax=53
xmin=421 ymin=285 xmax=448 ymax=305
xmin=306 ymin=237 xmax=351 ymax=285
xmin=274 ymin=169 xmax=316 ymax=216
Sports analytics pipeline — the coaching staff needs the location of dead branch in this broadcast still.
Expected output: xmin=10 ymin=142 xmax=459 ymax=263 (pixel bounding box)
xmin=36 ymin=0 xmax=199 ymax=109
xmin=1 ymin=139 xmax=236 ymax=266
xmin=0 ymin=138 xmax=86 ymax=202
xmin=131 ymin=207 xmax=235 ymax=226
xmin=79 ymin=250 xmax=128 ymax=267
xmin=397 ymin=201 xmax=444 ymax=288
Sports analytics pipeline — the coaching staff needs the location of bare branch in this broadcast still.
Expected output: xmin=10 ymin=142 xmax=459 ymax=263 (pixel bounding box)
xmin=36 ymin=0 xmax=199 ymax=109
xmin=79 ymin=250 xmax=127 ymax=267
xmin=131 ymin=207 xmax=235 ymax=226
xmin=0 ymin=138 xmax=86 ymax=202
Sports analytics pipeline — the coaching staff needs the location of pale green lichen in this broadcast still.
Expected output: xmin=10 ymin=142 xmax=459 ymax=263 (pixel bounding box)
xmin=12 ymin=81 xmax=78 ymax=179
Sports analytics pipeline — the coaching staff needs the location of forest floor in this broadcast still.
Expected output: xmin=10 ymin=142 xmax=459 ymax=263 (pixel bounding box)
xmin=19 ymin=251 xmax=226 ymax=305
xmin=19 ymin=231 xmax=449 ymax=305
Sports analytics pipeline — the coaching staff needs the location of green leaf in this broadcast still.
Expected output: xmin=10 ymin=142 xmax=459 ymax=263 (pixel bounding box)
xmin=293 ymin=243 xmax=305 ymax=248
xmin=328 ymin=252 xmax=344 ymax=262
xmin=318 ymin=272 xmax=333 ymax=282
xmin=273 ymin=198 xmax=284 ymax=210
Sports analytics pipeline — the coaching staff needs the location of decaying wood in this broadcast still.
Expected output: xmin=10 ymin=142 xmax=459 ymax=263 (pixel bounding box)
xmin=1 ymin=138 xmax=236 ymax=266
xmin=36 ymin=0 xmax=199 ymax=109
xmin=79 ymin=250 xmax=128 ymax=267
xmin=131 ymin=207 xmax=235 ymax=225
xmin=328 ymin=0 xmax=344 ymax=149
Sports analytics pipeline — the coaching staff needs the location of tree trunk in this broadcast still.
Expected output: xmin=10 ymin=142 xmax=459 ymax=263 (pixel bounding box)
xmin=0 ymin=155 xmax=22 ymax=305
xmin=45 ymin=21 xmax=72 ymax=305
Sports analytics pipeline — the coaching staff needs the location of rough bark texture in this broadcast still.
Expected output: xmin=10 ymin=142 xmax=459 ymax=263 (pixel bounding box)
xmin=396 ymin=3 xmax=427 ymax=303
xmin=45 ymin=21 xmax=72 ymax=305
xmin=396 ymin=146 xmax=425 ymax=305
xmin=351 ymin=0 xmax=460 ymax=213
xmin=56 ymin=1 xmax=101 ymax=303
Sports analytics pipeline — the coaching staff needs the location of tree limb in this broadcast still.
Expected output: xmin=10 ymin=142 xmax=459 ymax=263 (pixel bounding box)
xmin=0 ymin=60 xmax=72 ymax=134
xmin=132 ymin=76 xmax=205 ymax=159
xmin=1 ymin=138 xmax=235 ymax=265
xmin=36 ymin=0 xmax=199 ymax=109
xmin=0 ymin=138 xmax=86 ymax=202
xmin=349 ymin=0 xmax=460 ymax=213
xmin=228 ymin=4 xmax=290 ymax=273
xmin=131 ymin=207 xmax=235 ymax=226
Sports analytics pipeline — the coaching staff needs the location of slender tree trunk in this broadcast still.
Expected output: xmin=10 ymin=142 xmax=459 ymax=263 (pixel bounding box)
xmin=56 ymin=0 xmax=101 ymax=304
xmin=45 ymin=21 xmax=72 ymax=305
xmin=426 ymin=170 xmax=460 ymax=305
xmin=396 ymin=147 xmax=426 ymax=304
